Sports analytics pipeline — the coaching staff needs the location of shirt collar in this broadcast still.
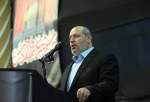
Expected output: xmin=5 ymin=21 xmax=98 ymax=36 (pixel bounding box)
xmin=81 ymin=47 xmax=94 ymax=58
xmin=72 ymin=47 xmax=94 ymax=62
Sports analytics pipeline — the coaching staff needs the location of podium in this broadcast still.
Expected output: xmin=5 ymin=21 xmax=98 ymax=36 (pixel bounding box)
xmin=0 ymin=69 xmax=72 ymax=102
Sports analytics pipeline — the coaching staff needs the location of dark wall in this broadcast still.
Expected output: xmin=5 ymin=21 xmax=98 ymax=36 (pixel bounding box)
xmin=59 ymin=0 xmax=147 ymax=20
xmin=58 ymin=0 xmax=150 ymax=70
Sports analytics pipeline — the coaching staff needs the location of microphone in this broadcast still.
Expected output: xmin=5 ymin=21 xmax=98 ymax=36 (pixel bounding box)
xmin=50 ymin=41 xmax=64 ymax=54
xmin=42 ymin=41 xmax=64 ymax=62
xmin=39 ymin=41 xmax=63 ymax=78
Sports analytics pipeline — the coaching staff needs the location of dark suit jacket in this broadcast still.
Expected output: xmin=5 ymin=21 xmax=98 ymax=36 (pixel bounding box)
xmin=59 ymin=49 xmax=119 ymax=102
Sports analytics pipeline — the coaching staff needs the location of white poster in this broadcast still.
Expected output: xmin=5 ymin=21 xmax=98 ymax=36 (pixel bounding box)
xmin=13 ymin=0 xmax=61 ymax=86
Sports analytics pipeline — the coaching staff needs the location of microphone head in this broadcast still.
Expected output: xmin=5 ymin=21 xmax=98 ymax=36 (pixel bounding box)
xmin=55 ymin=41 xmax=64 ymax=50
xmin=39 ymin=41 xmax=64 ymax=62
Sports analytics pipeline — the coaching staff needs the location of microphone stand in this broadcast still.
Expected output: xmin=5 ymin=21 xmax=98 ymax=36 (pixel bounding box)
xmin=39 ymin=58 xmax=46 ymax=79
xmin=39 ymin=54 xmax=54 ymax=79
xmin=39 ymin=41 xmax=63 ymax=79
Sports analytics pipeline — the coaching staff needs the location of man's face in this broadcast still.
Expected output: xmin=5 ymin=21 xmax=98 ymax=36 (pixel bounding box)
xmin=69 ymin=28 xmax=90 ymax=56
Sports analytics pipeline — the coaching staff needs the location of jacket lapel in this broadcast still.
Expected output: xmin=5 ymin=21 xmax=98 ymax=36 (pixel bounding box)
xmin=60 ymin=61 xmax=74 ymax=91
xmin=69 ymin=49 xmax=96 ymax=91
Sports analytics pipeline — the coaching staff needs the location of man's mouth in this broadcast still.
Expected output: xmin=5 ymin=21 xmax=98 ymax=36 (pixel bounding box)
xmin=71 ymin=44 xmax=76 ymax=50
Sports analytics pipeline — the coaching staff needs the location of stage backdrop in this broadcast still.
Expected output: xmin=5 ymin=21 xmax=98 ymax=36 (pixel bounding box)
xmin=12 ymin=0 xmax=61 ymax=87
xmin=0 ymin=0 xmax=12 ymax=68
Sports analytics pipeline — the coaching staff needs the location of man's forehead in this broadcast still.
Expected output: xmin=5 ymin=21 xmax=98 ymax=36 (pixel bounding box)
xmin=70 ymin=28 xmax=82 ymax=35
xmin=69 ymin=32 xmax=82 ymax=37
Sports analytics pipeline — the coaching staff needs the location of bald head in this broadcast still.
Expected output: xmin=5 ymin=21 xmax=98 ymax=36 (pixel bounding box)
xmin=70 ymin=26 xmax=92 ymax=41
xmin=69 ymin=26 xmax=93 ymax=56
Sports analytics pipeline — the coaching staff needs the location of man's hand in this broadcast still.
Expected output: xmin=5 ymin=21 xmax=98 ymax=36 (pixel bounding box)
xmin=76 ymin=88 xmax=91 ymax=102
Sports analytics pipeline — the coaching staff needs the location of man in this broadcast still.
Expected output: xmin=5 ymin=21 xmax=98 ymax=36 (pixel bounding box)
xmin=59 ymin=26 xmax=119 ymax=102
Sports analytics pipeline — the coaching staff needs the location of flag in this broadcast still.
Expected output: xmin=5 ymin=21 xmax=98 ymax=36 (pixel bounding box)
xmin=0 ymin=0 xmax=12 ymax=68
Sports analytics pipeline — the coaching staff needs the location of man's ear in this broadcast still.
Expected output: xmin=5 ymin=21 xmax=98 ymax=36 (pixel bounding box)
xmin=86 ymin=37 xmax=91 ymax=45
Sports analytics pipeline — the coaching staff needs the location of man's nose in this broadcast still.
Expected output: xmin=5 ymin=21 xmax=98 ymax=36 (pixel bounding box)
xmin=70 ymin=37 xmax=75 ymax=43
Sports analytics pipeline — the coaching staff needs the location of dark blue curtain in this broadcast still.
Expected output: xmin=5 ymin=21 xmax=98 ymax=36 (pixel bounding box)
xmin=94 ymin=18 xmax=150 ymax=101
